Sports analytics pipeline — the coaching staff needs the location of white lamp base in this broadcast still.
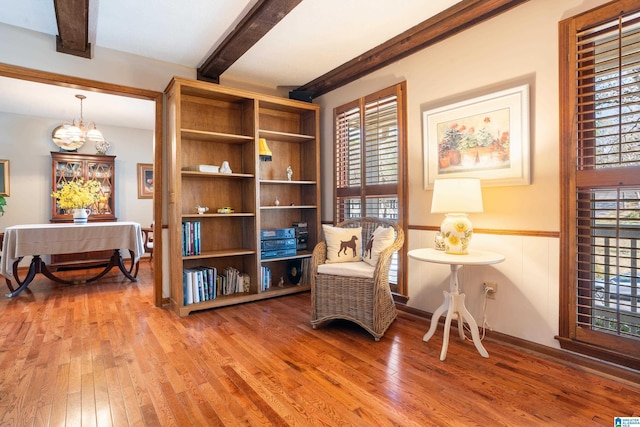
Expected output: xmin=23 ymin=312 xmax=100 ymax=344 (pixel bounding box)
xmin=440 ymin=213 xmax=473 ymax=255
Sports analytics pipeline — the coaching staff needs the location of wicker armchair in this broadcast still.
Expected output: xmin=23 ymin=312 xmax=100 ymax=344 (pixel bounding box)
xmin=310 ymin=217 xmax=405 ymax=341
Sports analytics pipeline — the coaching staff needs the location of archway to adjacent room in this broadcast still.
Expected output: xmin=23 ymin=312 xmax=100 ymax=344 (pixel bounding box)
xmin=0 ymin=63 xmax=164 ymax=306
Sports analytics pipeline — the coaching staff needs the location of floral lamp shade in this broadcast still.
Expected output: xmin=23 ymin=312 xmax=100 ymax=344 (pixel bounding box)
xmin=431 ymin=178 xmax=483 ymax=254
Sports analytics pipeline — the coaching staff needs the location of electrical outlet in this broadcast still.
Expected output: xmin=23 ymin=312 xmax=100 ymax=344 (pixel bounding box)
xmin=483 ymin=281 xmax=498 ymax=299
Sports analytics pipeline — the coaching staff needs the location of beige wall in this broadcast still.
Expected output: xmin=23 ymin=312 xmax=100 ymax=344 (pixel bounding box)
xmin=315 ymin=0 xmax=611 ymax=348
xmin=0 ymin=111 xmax=154 ymax=249
xmin=316 ymin=0 xmax=610 ymax=231
xmin=0 ymin=23 xmax=193 ymax=93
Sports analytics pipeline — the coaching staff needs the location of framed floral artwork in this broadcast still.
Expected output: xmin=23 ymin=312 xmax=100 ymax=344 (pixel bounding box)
xmin=137 ymin=163 xmax=153 ymax=199
xmin=423 ymin=84 xmax=530 ymax=188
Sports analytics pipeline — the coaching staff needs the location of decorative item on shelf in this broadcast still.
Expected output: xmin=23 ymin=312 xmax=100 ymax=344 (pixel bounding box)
xmin=97 ymin=194 xmax=111 ymax=214
xmin=52 ymin=94 xmax=105 ymax=152
xmin=51 ymin=178 xmax=101 ymax=223
xmin=434 ymin=232 xmax=445 ymax=251
xmin=220 ymin=161 xmax=232 ymax=174
xmin=217 ymin=207 xmax=235 ymax=214
xmin=242 ymin=274 xmax=250 ymax=292
xmin=286 ymin=259 xmax=303 ymax=285
xmin=183 ymin=164 xmax=219 ymax=173
xmin=95 ymin=139 xmax=110 ymax=155
xmin=431 ymin=178 xmax=483 ymax=254
xmin=274 ymin=197 xmax=280 ymax=206
xmin=259 ymin=138 xmax=272 ymax=161
xmin=196 ymin=206 xmax=209 ymax=215
xmin=286 ymin=165 xmax=293 ymax=181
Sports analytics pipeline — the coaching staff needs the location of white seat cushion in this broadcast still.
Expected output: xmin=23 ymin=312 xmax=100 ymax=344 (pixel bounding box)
xmin=317 ymin=261 xmax=375 ymax=279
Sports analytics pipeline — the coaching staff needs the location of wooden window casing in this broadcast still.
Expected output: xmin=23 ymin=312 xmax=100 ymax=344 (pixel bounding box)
xmin=333 ymin=82 xmax=408 ymax=295
xmin=559 ymin=0 xmax=640 ymax=369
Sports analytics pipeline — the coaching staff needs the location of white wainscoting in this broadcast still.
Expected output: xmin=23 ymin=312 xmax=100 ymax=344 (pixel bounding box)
xmin=407 ymin=229 xmax=560 ymax=349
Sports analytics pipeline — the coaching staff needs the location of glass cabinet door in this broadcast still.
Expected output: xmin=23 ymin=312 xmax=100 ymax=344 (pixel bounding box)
xmin=87 ymin=161 xmax=114 ymax=215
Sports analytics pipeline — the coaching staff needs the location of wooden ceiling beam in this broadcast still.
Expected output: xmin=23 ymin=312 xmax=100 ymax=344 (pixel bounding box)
xmin=54 ymin=0 xmax=95 ymax=59
xmin=197 ymin=0 xmax=302 ymax=84
xmin=294 ymin=0 xmax=530 ymax=98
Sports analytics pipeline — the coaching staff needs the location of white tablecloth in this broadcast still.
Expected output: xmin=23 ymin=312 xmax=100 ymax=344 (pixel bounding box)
xmin=1 ymin=221 xmax=144 ymax=279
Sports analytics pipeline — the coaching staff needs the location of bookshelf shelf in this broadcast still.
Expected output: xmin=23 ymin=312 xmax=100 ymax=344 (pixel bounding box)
xmin=258 ymin=129 xmax=315 ymax=143
xmin=260 ymin=205 xmax=317 ymax=210
xmin=260 ymin=179 xmax=316 ymax=185
xmin=181 ymin=171 xmax=254 ymax=179
xmin=181 ymin=129 xmax=253 ymax=143
xmin=259 ymin=251 xmax=312 ymax=263
xmin=182 ymin=248 xmax=256 ymax=260
xmin=166 ymin=77 xmax=320 ymax=316
xmin=181 ymin=213 xmax=255 ymax=219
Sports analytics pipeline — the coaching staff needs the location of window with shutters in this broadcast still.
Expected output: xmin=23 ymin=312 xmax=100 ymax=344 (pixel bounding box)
xmin=334 ymin=82 xmax=407 ymax=294
xmin=559 ymin=1 xmax=640 ymax=369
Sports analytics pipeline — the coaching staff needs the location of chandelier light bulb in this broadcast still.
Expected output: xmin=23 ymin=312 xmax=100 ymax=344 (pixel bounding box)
xmin=51 ymin=94 xmax=106 ymax=151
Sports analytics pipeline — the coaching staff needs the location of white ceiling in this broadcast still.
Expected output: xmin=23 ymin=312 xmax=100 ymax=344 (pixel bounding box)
xmin=0 ymin=0 xmax=461 ymax=129
xmin=0 ymin=76 xmax=156 ymax=131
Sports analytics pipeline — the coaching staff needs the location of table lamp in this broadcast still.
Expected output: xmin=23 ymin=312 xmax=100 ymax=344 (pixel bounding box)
xmin=431 ymin=178 xmax=483 ymax=254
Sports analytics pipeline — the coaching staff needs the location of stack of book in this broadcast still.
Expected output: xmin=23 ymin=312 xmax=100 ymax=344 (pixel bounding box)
xmin=183 ymin=266 xmax=249 ymax=305
xmin=182 ymin=221 xmax=201 ymax=256
xmin=261 ymin=266 xmax=271 ymax=290
xmin=220 ymin=266 xmax=244 ymax=295
xmin=183 ymin=266 xmax=216 ymax=305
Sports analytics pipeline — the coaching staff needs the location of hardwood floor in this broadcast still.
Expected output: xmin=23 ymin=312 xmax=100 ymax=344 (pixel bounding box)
xmin=0 ymin=262 xmax=639 ymax=426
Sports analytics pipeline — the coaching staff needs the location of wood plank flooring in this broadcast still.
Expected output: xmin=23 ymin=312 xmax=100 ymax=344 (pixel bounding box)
xmin=0 ymin=262 xmax=639 ymax=426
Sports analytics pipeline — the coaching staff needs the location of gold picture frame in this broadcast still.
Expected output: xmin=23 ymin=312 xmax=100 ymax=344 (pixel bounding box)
xmin=137 ymin=163 xmax=153 ymax=199
xmin=0 ymin=159 xmax=10 ymax=196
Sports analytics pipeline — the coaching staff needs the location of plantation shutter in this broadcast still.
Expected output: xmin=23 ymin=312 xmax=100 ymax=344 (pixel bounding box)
xmin=560 ymin=2 xmax=640 ymax=368
xmin=334 ymin=85 xmax=401 ymax=222
xmin=333 ymin=83 xmax=406 ymax=291
xmin=335 ymin=100 xmax=362 ymax=220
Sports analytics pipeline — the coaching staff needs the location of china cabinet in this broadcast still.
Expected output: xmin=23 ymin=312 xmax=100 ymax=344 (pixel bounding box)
xmin=51 ymin=151 xmax=116 ymax=222
xmin=50 ymin=152 xmax=117 ymax=267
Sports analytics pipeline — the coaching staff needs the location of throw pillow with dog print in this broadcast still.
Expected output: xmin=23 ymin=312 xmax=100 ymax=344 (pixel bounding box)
xmin=363 ymin=226 xmax=395 ymax=267
xmin=322 ymin=225 xmax=362 ymax=263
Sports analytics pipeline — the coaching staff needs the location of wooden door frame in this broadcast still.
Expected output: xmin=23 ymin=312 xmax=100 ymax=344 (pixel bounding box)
xmin=0 ymin=62 xmax=165 ymax=306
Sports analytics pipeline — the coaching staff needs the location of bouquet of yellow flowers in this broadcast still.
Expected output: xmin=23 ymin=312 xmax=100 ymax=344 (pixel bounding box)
xmin=51 ymin=179 xmax=101 ymax=211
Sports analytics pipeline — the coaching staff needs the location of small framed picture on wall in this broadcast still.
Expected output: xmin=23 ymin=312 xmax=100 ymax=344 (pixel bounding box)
xmin=137 ymin=163 xmax=153 ymax=199
xmin=0 ymin=159 xmax=10 ymax=196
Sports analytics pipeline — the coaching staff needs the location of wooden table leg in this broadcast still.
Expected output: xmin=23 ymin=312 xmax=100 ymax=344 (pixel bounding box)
xmin=6 ymin=250 xmax=139 ymax=298
xmin=6 ymin=256 xmax=40 ymax=297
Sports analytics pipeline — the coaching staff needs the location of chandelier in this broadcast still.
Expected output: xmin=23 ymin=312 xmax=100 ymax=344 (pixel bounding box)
xmin=52 ymin=94 xmax=105 ymax=151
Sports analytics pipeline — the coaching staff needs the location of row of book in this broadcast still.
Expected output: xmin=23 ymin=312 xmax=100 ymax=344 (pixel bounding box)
xmin=182 ymin=221 xmax=201 ymax=256
xmin=261 ymin=266 xmax=272 ymax=291
xmin=183 ymin=266 xmax=248 ymax=305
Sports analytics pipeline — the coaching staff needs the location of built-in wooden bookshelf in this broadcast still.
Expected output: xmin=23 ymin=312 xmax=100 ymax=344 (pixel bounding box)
xmin=165 ymin=77 xmax=320 ymax=316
